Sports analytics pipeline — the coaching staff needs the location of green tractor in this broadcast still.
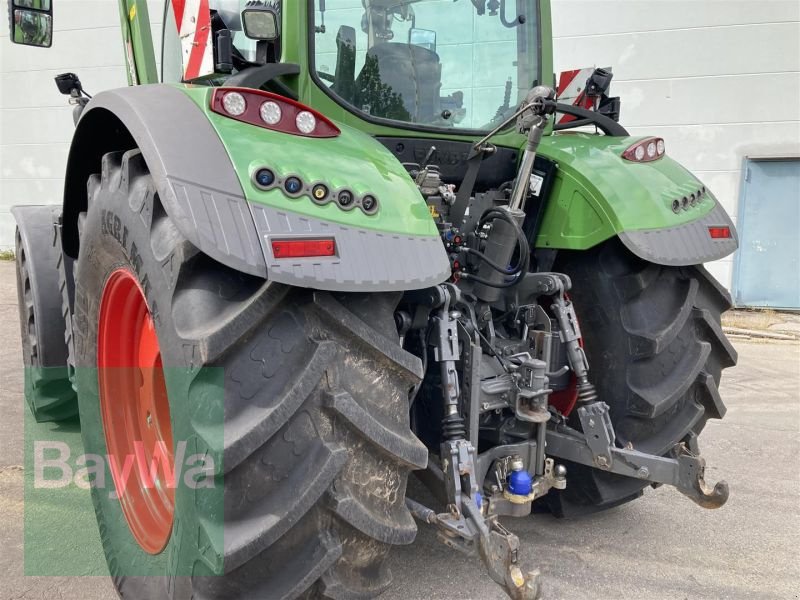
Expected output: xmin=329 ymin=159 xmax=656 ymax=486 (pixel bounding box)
xmin=10 ymin=0 xmax=738 ymax=597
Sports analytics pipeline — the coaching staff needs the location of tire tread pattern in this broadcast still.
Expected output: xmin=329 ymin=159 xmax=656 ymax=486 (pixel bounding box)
xmin=77 ymin=150 xmax=425 ymax=599
xmin=546 ymin=239 xmax=737 ymax=516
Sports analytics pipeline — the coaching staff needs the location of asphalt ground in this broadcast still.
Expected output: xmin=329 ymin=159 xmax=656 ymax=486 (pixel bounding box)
xmin=0 ymin=259 xmax=798 ymax=599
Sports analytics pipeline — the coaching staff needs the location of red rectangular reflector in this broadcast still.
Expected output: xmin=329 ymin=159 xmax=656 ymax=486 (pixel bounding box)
xmin=708 ymin=226 xmax=732 ymax=239
xmin=272 ymin=239 xmax=336 ymax=258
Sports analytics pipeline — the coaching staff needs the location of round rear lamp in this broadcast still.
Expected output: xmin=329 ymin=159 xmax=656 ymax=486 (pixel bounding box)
xmin=634 ymin=145 xmax=645 ymax=161
xmin=656 ymin=139 xmax=665 ymax=155
xmin=222 ymin=92 xmax=247 ymax=116
xmin=296 ymin=111 xmax=317 ymax=134
xmin=646 ymin=142 xmax=657 ymax=159
xmin=260 ymin=101 xmax=282 ymax=125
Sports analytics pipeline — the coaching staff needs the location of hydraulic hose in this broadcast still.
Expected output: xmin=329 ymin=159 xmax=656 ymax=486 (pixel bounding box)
xmin=461 ymin=247 xmax=522 ymax=276
xmin=460 ymin=270 xmax=522 ymax=288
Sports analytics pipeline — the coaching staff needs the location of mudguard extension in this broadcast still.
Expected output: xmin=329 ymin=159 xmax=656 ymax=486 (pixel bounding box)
xmin=618 ymin=200 xmax=738 ymax=266
xmin=63 ymin=85 xmax=450 ymax=291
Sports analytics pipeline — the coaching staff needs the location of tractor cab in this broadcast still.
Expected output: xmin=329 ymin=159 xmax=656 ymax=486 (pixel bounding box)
xmin=161 ymin=0 xmax=541 ymax=135
xmin=310 ymin=0 xmax=540 ymax=131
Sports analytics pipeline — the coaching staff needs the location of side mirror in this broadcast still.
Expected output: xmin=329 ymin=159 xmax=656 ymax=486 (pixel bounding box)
xmin=8 ymin=0 xmax=53 ymax=48
xmin=242 ymin=7 xmax=279 ymax=41
xmin=409 ymin=28 xmax=436 ymax=52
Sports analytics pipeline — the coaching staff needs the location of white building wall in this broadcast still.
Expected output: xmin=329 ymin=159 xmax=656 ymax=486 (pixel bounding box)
xmin=1 ymin=0 xmax=799 ymax=292
xmin=551 ymin=0 xmax=800 ymax=288
xmin=0 ymin=0 xmax=164 ymax=250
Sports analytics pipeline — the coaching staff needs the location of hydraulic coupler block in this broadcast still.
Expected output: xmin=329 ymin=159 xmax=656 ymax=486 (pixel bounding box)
xmin=488 ymin=456 xmax=568 ymax=518
xmin=507 ymin=456 xmax=533 ymax=496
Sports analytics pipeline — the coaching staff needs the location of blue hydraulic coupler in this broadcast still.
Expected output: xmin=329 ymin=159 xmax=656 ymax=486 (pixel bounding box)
xmin=508 ymin=467 xmax=533 ymax=496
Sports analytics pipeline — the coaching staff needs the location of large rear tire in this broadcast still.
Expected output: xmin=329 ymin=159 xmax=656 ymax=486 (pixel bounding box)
xmin=73 ymin=149 xmax=427 ymax=598
xmin=544 ymin=238 xmax=737 ymax=517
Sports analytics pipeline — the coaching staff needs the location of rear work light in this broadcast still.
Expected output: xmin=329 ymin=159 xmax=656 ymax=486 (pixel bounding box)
xmin=708 ymin=226 xmax=732 ymax=239
xmin=622 ymin=137 xmax=666 ymax=163
xmin=271 ymin=239 xmax=336 ymax=258
xmin=211 ymin=88 xmax=340 ymax=138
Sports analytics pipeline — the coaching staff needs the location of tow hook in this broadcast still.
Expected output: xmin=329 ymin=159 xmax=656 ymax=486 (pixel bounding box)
xmin=673 ymin=444 xmax=730 ymax=509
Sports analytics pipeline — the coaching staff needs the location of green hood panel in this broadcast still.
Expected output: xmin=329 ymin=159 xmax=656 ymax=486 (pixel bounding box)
xmin=534 ymin=133 xmax=716 ymax=249
xmin=179 ymin=86 xmax=438 ymax=238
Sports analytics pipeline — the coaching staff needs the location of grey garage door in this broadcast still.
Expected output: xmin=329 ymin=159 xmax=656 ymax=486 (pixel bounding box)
xmin=734 ymin=159 xmax=800 ymax=309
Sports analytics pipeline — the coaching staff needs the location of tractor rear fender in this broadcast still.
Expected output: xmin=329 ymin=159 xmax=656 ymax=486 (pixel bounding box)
xmin=535 ymin=133 xmax=738 ymax=266
xmin=62 ymin=84 xmax=267 ymax=278
xmin=62 ymin=84 xmax=450 ymax=290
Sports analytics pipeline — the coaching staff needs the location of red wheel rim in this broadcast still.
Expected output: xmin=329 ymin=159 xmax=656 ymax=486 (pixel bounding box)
xmin=98 ymin=268 xmax=175 ymax=554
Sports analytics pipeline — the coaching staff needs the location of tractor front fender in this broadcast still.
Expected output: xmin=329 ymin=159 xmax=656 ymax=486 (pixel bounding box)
xmin=63 ymin=84 xmax=267 ymax=277
xmin=535 ymin=134 xmax=738 ymax=266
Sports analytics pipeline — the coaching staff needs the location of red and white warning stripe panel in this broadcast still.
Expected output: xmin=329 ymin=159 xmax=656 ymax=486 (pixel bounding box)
xmin=172 ymin=0 xmax=214 ymax=81
xmin=556 ymin=67 xmax=611 ymax=124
